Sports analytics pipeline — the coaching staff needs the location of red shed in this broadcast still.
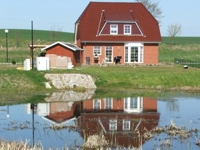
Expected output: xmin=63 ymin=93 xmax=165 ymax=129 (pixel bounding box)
xmin=41 ymin=41 xmax=83 ymax=68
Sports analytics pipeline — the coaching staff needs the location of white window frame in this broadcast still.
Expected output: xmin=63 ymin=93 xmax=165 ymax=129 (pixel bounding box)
xmin=124 ymin=25 xmax=131 ymax=35
xmin=93 ymin=99 xmax=101 ymax=109
xmin=109 ymin=119 xmax=117 ymax=130
xmin=105 ymin=46 xmax=113 ymax=63
xmin=123 ymin=120 xmax=130 ymax=130
xmin=93 ymin=46 xmax=101 ymax=56
xmin=124 ymin=97 xmax=143 ymax=113
xmin=104 ymin=98 xmax=113 ymax=109
xmin=110 ymin=24 xmax=118 ymax=35
xmin=124 ymin=43 xmax=144 ymax=63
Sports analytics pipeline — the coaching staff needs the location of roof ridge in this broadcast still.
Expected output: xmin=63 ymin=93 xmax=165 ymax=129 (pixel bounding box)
xmin=90 ymin=1 xmax=137 ymax=3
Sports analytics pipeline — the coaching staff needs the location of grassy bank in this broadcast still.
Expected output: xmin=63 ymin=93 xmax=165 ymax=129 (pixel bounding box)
xmin=2 ymin=64 xmax=200 ymax=91
xmin=1 ymin=64 xmax=200 ymax=103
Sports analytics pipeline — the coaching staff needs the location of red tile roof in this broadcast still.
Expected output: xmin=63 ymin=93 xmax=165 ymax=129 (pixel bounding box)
xmin=75 ymin=2 xmax=161 ymax=43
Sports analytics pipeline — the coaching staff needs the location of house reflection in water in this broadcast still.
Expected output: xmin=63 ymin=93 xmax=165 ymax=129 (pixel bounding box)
xmin=26 ymin=97 xmax=159 ymax=148
xmin=43 ymin=102 xmax=81 ymax=124
xmin=26 ymin=102 xmax=81 ymax=125
xmin=78 ymin=97 xmax=160 ymax=148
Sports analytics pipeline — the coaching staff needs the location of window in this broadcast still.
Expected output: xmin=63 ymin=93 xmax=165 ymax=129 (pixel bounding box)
xmin=123 ymin=120 xmax=130 ymax=130
xmin=104 ymin=98 xmax=113 ymax=109
xmin=109 ymin=119 xmax=117 ymax=130
xmin=110 ymin=25 xmax=118 ymax=35
xmin=124 ymin=25 xmax=131 ymax=35
xmin=131 ymin=47 xmax=138 ymax=62
xmin=124 ymin=97 xmax=143 ymax=113
xmin=124 ymin=43 xmax=143 ymax=63
xmin=139 ymin=47 xmax=143 ymax=63
xmin=105 ymin=46 xmax=113 ymax=63
xmin=93 ymin=46 xmax=101 ymax=55
xmin=93 ymin=99 xmax=101 ymax=109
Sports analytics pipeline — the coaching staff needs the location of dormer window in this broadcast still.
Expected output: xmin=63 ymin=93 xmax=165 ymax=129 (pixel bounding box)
xmin=110 ymin=24 xmax=118 ymax=35
xmin=124 ymin=25 xmax=131 ymax=35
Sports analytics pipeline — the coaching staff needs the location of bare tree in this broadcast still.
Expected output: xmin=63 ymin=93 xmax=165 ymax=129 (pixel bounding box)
xmin=50 ymin=25 xmax=63 ymax=41
xmin=166 ymin=100 xmax=179 ymax=112
xmin=14 ymin=31 xmax=21 ymax=49
xmin=167 ymin=24 xmax=181 ymax=47
xmin=135 ymin=0 xmax=163 ymax=25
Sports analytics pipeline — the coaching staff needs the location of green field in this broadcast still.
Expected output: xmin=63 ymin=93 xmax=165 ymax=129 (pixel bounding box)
xmin=0 ymin=29 xmax=74 ymax=47
xmin=0 ymin=29 xmax=200 ymax=63
xmin=162 ymin=36 xmax=200 ymax=45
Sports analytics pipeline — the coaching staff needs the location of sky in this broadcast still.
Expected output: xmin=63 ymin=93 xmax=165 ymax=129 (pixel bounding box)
xmin=0 ymin=0 xmax=199 ymax=37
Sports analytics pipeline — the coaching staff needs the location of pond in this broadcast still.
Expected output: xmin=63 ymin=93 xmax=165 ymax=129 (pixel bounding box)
xmin=0 ymin=91 xmax=200 ymax=150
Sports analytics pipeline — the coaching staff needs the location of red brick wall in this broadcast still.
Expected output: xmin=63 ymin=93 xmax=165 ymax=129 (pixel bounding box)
xmin=143 ymin=97 xmax=158 ymax=111
xmin=83 ymin=43 xmax=124 ymax=64
xmin=81 ymin=43 xmax=159 ymax=64
xmin=143 ymin=43 xmax=159 ymax=64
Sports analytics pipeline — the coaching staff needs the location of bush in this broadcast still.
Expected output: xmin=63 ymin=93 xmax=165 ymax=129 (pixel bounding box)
xmin=11 ymin=60 xmax=16 ymax=65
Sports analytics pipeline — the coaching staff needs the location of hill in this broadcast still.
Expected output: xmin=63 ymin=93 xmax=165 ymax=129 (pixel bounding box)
xmin=0 ymin=29 xmax=74 ymax=48
xmin=1 ymin=29 xmax=200 ymax=47
xmin=0 ymin=29 xmax=200 ymax=63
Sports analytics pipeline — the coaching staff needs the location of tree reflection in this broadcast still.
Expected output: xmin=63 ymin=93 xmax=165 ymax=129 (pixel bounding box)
xmin=166 ymin=100 xmax=179 ymax=112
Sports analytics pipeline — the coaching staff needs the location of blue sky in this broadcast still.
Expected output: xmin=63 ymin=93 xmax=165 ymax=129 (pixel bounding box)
xmin=0 ymin=0 xmax=199 ymax=36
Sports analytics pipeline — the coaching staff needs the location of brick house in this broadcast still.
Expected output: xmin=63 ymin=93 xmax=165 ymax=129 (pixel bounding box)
xmin=74 ymin=2 xmax=161 ymax=65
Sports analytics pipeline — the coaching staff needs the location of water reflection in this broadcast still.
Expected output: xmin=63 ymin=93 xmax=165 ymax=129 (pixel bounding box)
xmin=0 ymin=94 xmax=200 ymax=150
xmin=166 ymin=100 xmax=179 ymax=112
xmin=6 ymin=105 xmax=9 ymax=118
xmin=23 ymin=97 xmax=159 ymax=149
xmin=78 ymin=97 xmax=159 ymax=148
xmin=45 ymin=89 xmax=95 ymax=102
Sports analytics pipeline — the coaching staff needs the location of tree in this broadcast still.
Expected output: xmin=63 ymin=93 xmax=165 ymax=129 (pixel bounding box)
xmin=14 ymin=31 xmax=21 ymax=49
xmin=167 ymin=24 xmax=181 ymax=47
xmin=50 ymin=25 xmax=63 ymax=41
xmin=135 ymin=0 xmax=163 ymax=25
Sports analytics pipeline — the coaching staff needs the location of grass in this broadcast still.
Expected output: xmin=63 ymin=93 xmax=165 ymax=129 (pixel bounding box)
xmin=1 ymin=64 xmax=200 ymax=104
xmin=0 ymin=29 xmax=200 ymax=103
xmin=159 ymin=43 xmax=200 ymax=63
xmin=0 ymin=29 xmax=74 ymax=47
xmin=162 ymin=36 xmax=200 ymax=45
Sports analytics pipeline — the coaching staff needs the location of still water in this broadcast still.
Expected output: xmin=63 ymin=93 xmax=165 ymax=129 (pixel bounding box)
xmin=0 ymin=92 xmax=200 ymax=150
